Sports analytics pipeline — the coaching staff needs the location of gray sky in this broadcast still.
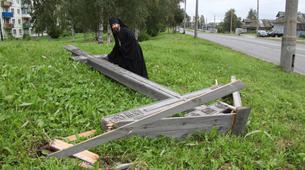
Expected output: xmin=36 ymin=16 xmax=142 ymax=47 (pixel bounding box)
xmin=182 ymin=0 xmax=305 ymax=23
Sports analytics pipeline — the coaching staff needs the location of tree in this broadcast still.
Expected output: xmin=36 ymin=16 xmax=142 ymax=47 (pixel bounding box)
xmin=31 ymin=0 xmax=184 ymax=39
xmin=222 ymin=9 xmax=242 ymax=33
xmin=31 ymin=0 xmax=65 ymax=38
xmin=247 ymin=9 xmax=257 ymax=20
xmin=199 ymin=15 xmax=205 ymax=29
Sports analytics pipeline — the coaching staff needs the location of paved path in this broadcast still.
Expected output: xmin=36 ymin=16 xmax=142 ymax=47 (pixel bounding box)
xmin=186 ymin=31 xmax=305 ymax=75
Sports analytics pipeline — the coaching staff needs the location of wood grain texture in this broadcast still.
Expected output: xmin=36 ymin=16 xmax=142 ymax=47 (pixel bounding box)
xmin=49 ymin=139 xmax=99 ymax=164
xmin=48 ymin=81 xmax=245 ymax=158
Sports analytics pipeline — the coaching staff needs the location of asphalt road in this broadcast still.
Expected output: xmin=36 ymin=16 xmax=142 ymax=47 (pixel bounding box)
xmin=186 ymin=31 xmax=305 ymax=75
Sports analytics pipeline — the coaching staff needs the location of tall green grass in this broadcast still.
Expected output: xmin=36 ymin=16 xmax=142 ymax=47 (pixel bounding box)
xmin=0 ymin=33 xmax=304 ymax=169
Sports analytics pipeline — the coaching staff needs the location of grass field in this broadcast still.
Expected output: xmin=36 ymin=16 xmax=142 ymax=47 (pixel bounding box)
xmin=1 ymin=33 xmax=305 ymax=169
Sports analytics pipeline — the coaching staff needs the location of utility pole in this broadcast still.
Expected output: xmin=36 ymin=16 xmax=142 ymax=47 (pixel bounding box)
xmin=256 ymin=0 xmax=260 ymax=33
xmin=0 ymin=18 xmax=3 ymax=41
xmin=230 ymin=10 xmax=233 ymax=33
xmin=280 ymin=0 xmax=298 ymax=72
xmin=214 ymin=15 xmax=216 ymax=32
xmin=183 ymin=0 xmax=186 ymax=34
xmin=194 ymin=0 xmax=198 ymax=38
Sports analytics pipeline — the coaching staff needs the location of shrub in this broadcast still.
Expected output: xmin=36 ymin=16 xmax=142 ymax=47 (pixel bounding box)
xmin=138 ymin=32 xmax=151 ymax=42
xmin=23 ymin=34 xmax=31 ymax=40
xmin=47 ymin=26 xmax=62 ymax=39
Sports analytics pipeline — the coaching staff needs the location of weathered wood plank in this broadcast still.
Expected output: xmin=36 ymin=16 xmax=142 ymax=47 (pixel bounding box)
xmin=104 ymin=102 xmax=232 ymax=129
xmin=231 ymin=76 xmax=242 ymax=107
xmin=101 ymin=87 xmax=220 ymax=129
xmin=64 ymin=45 xmax=181 ymax=100
xmin=130 ymin=114 xmax=233 ymax=135
xmin=49 ymin=139 xmax=99 ymax=164
xmin=48 ymin=81 xmax=245 ymax=158
xmin=231 ymin=107 xmax=251 ymax=135
xmin=87 ymin=58 xmax=181 ymax=100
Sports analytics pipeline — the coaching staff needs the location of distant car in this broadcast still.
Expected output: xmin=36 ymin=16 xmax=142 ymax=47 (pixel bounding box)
xmin=267 ymin=31 xmax=283 ymax=37
xmin=257 ymin=30 xmax=268 ymax=37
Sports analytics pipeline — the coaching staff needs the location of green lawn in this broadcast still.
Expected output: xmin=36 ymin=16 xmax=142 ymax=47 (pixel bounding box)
xmin=1 ymin=33 xmax=305 ymax=169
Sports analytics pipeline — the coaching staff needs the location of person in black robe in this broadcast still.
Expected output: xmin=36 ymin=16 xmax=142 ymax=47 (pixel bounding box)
xmin=107 ymin=18 xmax=149 ymax=79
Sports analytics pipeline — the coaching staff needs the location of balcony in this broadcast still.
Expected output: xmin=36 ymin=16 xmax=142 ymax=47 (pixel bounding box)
xmin=23 ymin=23 xmax=31 ymax=29
xmin=1 ymin=1 xmax=12 ymax=8
xmin=2 ymin=12 xmax=14 ymax=18
xmin=22 ymin=13 xmax=31 ymax=19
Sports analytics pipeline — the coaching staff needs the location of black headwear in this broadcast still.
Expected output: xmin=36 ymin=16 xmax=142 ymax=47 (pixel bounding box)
xmin=109 ymin=18 xmax=128 ymax=28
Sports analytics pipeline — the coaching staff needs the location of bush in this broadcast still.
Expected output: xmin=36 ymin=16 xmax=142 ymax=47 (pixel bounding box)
xmin=300 ymin=33 xmax=305 ymax=39
xmin=61 ymin=31 xmax=71 ymax=37
xmin=47 ymin=26 xmax=62 ymax=39
xmin=138 ymin=32 xmax=151 ymax=42
xmin=23 ymin=34 xmax=31 ymax=40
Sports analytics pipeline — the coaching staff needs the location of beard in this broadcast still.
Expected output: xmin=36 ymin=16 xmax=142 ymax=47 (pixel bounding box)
xmin=112 ymin=28 xmax=120 ymax=34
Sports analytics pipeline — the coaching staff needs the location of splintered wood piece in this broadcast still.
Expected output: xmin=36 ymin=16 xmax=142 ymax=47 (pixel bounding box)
xmin=79 ymin=162 xmax=93 ymax=169
xmin=231 ymin=107 xmax=251 ymax=135
xmin=48 ymin=80 xmax=245 ymax=158
xmin=231 ymin=76 xmax=242 ymax=107
xmin=66 ymin=130 xmax=97 ymax=142
xmin=49 ymin=139 xmax=99 ymax=164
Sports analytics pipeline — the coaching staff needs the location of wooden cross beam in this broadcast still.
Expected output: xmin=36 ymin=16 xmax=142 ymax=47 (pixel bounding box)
xmin=102 ymin=102 xmax=232 ymax=129
xmin=64 ymin=45 xmax=233 ymax=127
xmin=64 ymin=45 xmax=181 ymax=100
xmin=101 ymin=86 xmax=220 ymax=129
xmin=48 ymin=80 xmax=245 ymax=158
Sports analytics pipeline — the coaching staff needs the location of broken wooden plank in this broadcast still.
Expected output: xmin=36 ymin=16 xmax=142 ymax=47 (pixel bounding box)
xmin=49 ymin=139 xmax=99 ymax=164
xmin=231 ymin=76 xmax=242 ymax=107
xmin=66 ymin=130 xmax=97 ymax=142
xmin=104 ymin=102 xmax=232 ymax=129
xmin=130 ymin=113 xmax=233 ymax=136
xmin=48 ymin=80 xmax=245 ymax=158
xmin=64 ymin=45 xmax=181 ymax=100
xmin=101 ymin=86 xmax=220 ymax=129
xmin=231 ymin=107 xmax=251 ymax=135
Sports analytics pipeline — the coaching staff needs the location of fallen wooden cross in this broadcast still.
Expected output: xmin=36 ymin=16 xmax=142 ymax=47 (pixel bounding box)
xmin=46 ymin=46 xmax=252 ymax=163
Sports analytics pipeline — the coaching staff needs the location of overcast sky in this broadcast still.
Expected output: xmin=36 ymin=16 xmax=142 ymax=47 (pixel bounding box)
xmin=182 ymin=0 xmax=305 ymax=23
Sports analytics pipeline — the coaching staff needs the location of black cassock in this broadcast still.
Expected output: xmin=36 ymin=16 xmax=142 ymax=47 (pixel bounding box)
xmin=107 ymin=19 xmax=148 ymax=79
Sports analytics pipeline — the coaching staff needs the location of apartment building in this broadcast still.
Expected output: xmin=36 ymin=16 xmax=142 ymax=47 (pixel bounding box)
xmin=0 ymin=0 xmax=32 ymax=39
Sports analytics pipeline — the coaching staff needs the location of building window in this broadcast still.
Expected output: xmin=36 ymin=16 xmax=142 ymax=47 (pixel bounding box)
xmin=13 ymin=29 xmax=16 ymax=35
xmin=17 ymin=9 xmax=20 ymax=15
xmin=12 ymin=19 xmax=15 ymax=25
xmin=18 ymin=19 xmax=21 ymax=25
xmin=17 ymin=0 xmax=20 ymax=4
xmin=19 ymin=29 xmax=22 ymax=35
xmin=11 ymin=8 xmax=14 ymax=14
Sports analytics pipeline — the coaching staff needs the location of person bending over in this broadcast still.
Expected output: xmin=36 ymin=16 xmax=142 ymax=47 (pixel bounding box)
xmin=107 ymin=18 xmax=148 ymax=79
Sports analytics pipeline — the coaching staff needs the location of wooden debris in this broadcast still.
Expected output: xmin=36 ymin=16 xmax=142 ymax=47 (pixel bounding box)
xmin=116 ymin=163 xmax=133 ymax=170
xmin=49 ymin=139 xmax=99 ymax=164
xmin=48 ymin=80 xmax=245 ymax=158
xmin=66 ymin=130 xmax=97 ymax=142
xmin=231 ymin=107 xmax=251 ymax=135
xmin=103 ymin=102 xmax=232 ymax=130
xmin=49 ymin=46 xmax=252 ymax=165
xmin=231 ymin=76 xmax=242 ymax=107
